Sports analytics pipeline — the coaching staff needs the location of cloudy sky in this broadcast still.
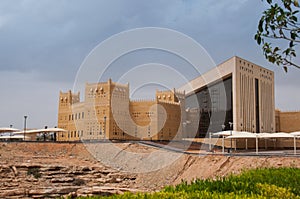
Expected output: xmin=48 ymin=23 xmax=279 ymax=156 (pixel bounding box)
xmin=0 ymin=0 xmax=299 ymax=129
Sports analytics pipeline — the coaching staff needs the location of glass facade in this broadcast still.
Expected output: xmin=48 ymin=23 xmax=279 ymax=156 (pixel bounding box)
xmin=186 ymin=76 xmax=233 ymax=137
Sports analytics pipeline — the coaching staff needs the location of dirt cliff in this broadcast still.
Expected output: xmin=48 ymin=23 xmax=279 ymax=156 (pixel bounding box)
xmin=0 ymin=142 xmax=299 ymax=198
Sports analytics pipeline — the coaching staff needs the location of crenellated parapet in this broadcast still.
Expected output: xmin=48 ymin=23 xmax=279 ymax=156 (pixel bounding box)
xmin=59 ymin=90 xmax=80 ymax=105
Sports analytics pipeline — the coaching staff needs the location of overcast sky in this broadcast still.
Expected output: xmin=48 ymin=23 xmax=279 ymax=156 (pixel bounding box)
xmin=0 ymin=0 xmax=299 ymax=129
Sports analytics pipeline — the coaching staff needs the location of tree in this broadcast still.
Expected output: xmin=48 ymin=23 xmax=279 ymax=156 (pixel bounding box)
xmin=255 ymin=0 xmax=300 ymax=72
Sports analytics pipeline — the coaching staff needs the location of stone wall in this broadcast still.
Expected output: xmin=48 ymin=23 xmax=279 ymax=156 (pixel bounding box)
xmin=275 ymin=110 xmax=300 ymax=132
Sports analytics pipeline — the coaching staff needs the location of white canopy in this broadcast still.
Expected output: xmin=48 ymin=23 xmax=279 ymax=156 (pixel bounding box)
xmin=0 ymin=127 xmax=20 ymax=133
xmin=213 ymin=130 xmax=241 ymax=136
xmin=41 ymin=127 xmax=67 ymax=132
xmin=0 ymin=135 xmax=30 ymax=139
xmin=291 ymin=132 xmax=300 ymax=137
xmin=225 ymin=132 xmax=257 ymax=139
xmin=225 ymin=132 xmax=298 ymax=155
xmin=13 ymin=128 xmax=67 ymax=135
xmin=261 ymin=132 xmax=294 ymax=138
xmin=226 ymin=132 xmax=295 ymax=139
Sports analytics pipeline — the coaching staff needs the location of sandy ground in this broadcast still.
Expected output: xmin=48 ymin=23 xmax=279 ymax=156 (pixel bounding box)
xmin=0 ymin=141 xmax=300 ymax=196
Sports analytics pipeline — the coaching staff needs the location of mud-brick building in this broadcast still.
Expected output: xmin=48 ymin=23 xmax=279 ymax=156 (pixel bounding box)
xmin=57 ymin=79 xmax=185 ymax=141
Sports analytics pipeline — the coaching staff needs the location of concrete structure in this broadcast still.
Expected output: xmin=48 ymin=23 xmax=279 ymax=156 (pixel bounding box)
xmin=181 ymin=56 xmax=275 ymax=137
xmin=57 ymin=79 xmax=185 ymax=141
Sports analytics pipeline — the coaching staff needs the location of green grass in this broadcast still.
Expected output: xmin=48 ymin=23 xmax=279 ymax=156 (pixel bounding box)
xmin=75 ymin=167 xmax=300 ymax=199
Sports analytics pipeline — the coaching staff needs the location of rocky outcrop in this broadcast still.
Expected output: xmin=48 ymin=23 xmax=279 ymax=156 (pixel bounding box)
xmin=1 ymin=142 xmax=300 ymax=198
xmin=0 ymin=163 xmax=139 ymax=198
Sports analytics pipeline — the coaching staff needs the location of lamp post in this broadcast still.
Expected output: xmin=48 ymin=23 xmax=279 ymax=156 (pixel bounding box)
xmin=99 ymin=124 xmax=102 ymax=139
xmin=148 ymin=126 xmax=151 ymax=140
xmin=103 ymin=116 xmax=107 ymax=137
xmin=9 ymin=124 xmax=13 ymax=140
xmin=24 ymin=116 xmax=28 ymax=141
xmin=209 ymin=132 xmax=212 ymax=151
xmin=229 ymin=122 xmax=233 ymax=154
xmin=221 ymin=124 xmax=225 ymax=154
xmin=44 ymin=125 xmax=47 ymax=141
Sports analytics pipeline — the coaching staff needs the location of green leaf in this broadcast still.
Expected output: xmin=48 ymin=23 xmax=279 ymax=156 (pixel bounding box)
xmin=257 ymin=36 xmax=262 ymax=45
xmin=285 ymin=48 xmax=291 ymax=55
xmin=283 ymin=66 xmax=288 ymax=73
xmin=294 ymin=0 xmax=299 ymax=7
xmin=291 ymin=16 xmax=298 ymax=22
xmin=268 ymin=56 xmax=276 ymax=63
xmin=258 ymin=19 xmax=264 ymax=32
xmin=274 ymin=47 xmax=280 ymax=52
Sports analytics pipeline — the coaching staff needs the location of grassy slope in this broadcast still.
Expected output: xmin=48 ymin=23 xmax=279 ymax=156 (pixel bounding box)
xmin=77 ymin=168 xmax=300 ymax=199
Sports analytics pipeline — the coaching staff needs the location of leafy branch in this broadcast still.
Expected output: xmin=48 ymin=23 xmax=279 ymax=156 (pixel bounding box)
xmin=255 ymin=0 xmax=300 ymax=72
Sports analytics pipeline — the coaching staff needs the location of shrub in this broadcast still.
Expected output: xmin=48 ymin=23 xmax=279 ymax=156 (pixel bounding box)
xmin=75 ymin=168 xmax=300 ymax=199
xmin=27 ymin=167 xmax=41 ymax=179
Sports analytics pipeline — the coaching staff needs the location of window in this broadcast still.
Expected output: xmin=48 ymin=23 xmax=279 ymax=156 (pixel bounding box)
xmin=255 ymin=78 xmax=260 ymax=133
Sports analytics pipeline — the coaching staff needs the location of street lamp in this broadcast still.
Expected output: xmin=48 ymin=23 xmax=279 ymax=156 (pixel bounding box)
xmin=229 ymin=122 xmax=233 ymax=154
xmin=103 ymin=116 xmax=107 ymax=137
xmin=9 ymin=124 xmax=13 ymax=140
xmin=221 ymin=124 xmax=225 ymax=153
xmin=24 ymin=116 xmax=28 ymax=141
xmin=148 ymin=126 xmax=151 ymax=140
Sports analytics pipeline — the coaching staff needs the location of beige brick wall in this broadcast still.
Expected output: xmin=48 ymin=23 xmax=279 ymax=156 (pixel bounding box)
xmin=276 ymin=110 xmax=300 ymax=132
xmin=57 ymin=79 xmax=184 ymax=141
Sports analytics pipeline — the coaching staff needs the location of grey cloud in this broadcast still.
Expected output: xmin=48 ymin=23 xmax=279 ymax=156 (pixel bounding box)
xmin=0 ymin=0 xmax=299 ymax=128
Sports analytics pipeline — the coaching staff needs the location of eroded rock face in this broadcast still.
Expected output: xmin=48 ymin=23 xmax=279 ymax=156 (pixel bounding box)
xmin=1 ymin=142 xmax=300 ymax=198
xmin=0 ymin=163 xmax=139 ymax=198
xmin=0 ymin=142 xmax=141 ymax=198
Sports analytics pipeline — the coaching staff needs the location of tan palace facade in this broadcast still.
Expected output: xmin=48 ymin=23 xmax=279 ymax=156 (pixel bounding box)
xmin=57 ymin=79 xmax=185 ymax=141
xmin=57 ymin=56 xmax=299 ymax=141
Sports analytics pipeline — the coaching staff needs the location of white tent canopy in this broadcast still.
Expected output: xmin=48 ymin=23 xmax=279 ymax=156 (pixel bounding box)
xmin=225 ymin=133 xmax=257 ymax=139
xmin=213 ymin=130 xmax=242 ymax=136
xmin=291 ymin=132 xmax=300 ymax=137
xmin=261 ymin=132 xmax=294 ymax=138
xmin=225 ymin=132 xmax=298 ymax=155
xmin=0 ymin=135 xmax=30 ymax=140
xmin=13 ymin=128 xmax=67 ymax=135
xmin=212 ymin=131 xmax=255 ymax=153
xmin=0 ymin=127 xmax=20 ymax=133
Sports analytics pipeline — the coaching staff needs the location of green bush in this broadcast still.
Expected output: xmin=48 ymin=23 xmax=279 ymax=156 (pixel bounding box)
xmin=75 ymin=168 xmax=300 ymax=199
